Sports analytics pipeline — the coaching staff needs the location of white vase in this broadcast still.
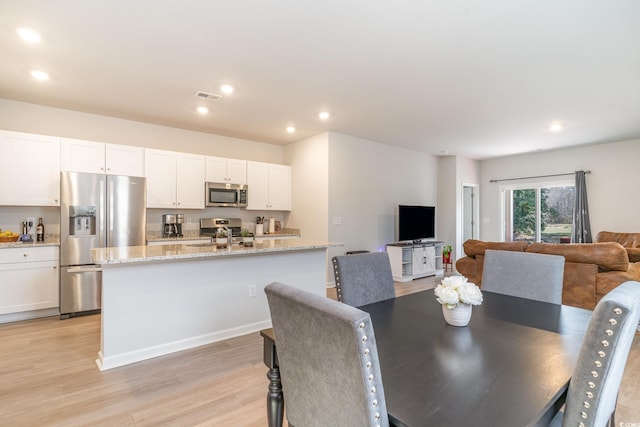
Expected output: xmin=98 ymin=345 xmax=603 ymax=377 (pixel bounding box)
xmin=442 ymin=303 xmax=472 ymax=327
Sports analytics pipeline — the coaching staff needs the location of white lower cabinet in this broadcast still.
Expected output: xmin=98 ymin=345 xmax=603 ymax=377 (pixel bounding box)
xmin=0 ymin=247 xmax=59 ymax=323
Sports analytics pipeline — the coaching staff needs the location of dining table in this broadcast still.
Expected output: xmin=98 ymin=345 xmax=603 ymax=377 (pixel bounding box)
xmin=261 ymin=289 xmax=592 ymax=427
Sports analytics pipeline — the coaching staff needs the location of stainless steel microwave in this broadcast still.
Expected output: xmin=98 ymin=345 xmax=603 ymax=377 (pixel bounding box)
xmin=205 ymin=182 xmax=248 ymax=207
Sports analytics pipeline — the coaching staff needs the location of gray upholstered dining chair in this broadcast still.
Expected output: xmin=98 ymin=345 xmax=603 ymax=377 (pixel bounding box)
xmin=550 ymin=280 xmax=640 ymax=427
xmin=265 ymin=282 xmax=390 ymax=427
xmin=482 ymin=249 xmax=565 ymax=304
xmin=331 ymin=252 xmax=396 ymax=307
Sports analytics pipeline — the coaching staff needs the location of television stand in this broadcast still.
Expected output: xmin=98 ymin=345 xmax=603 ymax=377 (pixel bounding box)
xmin=386 ymin=241 xmax=444 ymax=282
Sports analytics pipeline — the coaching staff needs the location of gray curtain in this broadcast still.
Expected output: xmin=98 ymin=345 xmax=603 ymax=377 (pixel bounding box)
xmin=572 ymin=170 xmax=592 ymax=243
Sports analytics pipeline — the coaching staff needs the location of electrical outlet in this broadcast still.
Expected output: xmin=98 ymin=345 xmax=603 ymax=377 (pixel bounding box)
xmin=248 ymin=284 xmax=257 ymax=297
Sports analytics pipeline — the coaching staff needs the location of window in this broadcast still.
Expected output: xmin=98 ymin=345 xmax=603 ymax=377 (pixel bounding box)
xmin=501 ymin=180 xmax=575 ymax=243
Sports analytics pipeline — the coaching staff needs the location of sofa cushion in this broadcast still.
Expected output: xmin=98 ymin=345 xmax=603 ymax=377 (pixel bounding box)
xmin=562 ymin=262 xmax=598 ymax=310
xmin=527 ymin=242 xmax=629 ymax=272
xmin=462 ymin=240 xmax=529 ymax=258
xmin=596 ymin=263 xmax=640 ymax=299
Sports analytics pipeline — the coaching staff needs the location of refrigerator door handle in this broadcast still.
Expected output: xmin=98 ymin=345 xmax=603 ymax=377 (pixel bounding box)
xmin=67 ymin=266 xmax=103 ymax=273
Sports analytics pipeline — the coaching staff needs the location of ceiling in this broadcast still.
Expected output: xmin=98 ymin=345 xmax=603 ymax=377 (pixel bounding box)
xmin=1 ymin=1 xmax=639 ymax=160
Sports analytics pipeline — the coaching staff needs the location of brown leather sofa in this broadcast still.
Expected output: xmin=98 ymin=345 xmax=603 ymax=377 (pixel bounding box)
xmin=456 ymin=239 xmax=640 ymax=310
xmin=595 ymin=231 xmax=640 ymax=263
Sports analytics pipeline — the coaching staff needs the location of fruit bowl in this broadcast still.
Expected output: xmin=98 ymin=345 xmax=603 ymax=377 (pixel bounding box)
xmin=0 ymin=235 xmax=20 ymax=242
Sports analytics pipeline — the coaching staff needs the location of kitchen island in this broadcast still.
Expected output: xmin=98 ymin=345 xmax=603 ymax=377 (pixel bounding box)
xmin=92 ymin=239 xmax=341 ymax=370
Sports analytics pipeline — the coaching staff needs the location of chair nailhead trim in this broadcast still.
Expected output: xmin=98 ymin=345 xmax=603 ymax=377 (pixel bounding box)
xmin=594 ymin=360 xmax=602 ymax=367
xmin=372 ymin=399 xmax=378 ymax=407
xmin=583 ymin=401 xmax=590 ymax=408
xmin=588 ymin=381 xmax=595 ymax=389
xmin=362 ymin=335 xmax=368 ymax=342
xmin=605 ymin=329 xmax=613 ymax=336
xmin=366 ymin=362 xmax=372 ymax=369
xmin=609 ymin=318 xmax=617 ymax=325
xmin=598 ymin=350 xmax=606 ymax=358
xmin=364 ymin=348 xmax=370 ymax=355
xmin=581 ymin=411 xmax=588 ymax=419
xmin=601 ymin=340 xmax=609 ymax=347
xmin=590 ymin=371 xmax=598 ymax=378
xmin=614 ymin=307 xmax=622 ymax=314
xmin=359 ymin=322 xmax=365 ymax=329
xmin=368 ymin=375 xmax=373 ymax=381
xmin=586 ymin=391 xmax=593 ymax=398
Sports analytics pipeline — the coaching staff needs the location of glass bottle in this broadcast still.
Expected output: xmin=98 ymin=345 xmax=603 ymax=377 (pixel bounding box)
xmin=36 ymin=217 xmax=45 ymax=242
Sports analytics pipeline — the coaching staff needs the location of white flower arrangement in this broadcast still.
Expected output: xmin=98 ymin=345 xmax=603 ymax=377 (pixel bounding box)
xmin=434 ymin=275 xmax=483 ymax=309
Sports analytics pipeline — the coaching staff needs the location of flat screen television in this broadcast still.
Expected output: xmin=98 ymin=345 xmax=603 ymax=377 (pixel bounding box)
xmin=398 ymin=205 xmax=436 ymax=242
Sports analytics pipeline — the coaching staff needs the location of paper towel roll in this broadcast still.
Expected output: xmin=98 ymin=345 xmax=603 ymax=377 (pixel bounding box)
xmin=268 ymin=217 xmax=275 ymax=234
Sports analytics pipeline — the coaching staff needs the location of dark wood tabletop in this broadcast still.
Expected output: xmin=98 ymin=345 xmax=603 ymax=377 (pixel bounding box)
xmin=359 ymin=290 xmax=592 ymax=427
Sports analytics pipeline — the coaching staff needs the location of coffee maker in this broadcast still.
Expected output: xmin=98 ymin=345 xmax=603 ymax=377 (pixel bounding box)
xmin=163 ymin=214 xmax=184 ymax=238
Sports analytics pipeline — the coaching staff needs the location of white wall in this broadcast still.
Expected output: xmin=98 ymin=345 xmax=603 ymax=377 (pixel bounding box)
xmin=479 ymin=138 xmax=640 ymax=241
xmin=437 ymin=156 xmax=457 ymax=252
xmin=0 ymin=99 xmax=284 ymax=163
xmin=327 ymin=132 xmax=438 ymax=258
xmin=284 ymin=133 xmax=329 ymax=241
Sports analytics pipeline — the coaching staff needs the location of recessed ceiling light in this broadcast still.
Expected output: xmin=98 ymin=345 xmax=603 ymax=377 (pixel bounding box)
xmin=318 ymin=111 xmax=330 ymax=120
xmin=30 ymin=70 xmax=49 ymax=81
xmin=17 ymin=28 xmax=41 ymax=43
xmin=220 ymin=84 xmax=234 ymax=94
xmin=286 ymin=126 xmax=296 ymax=133
xmin=549 ymin=122 xmax=563 ymax=132
xmin=197 ymin=106 xmax=209 ymax=114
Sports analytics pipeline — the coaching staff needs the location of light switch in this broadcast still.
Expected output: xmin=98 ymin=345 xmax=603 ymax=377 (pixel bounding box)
xmin=333 ymin=217 xmax=342 ymax=225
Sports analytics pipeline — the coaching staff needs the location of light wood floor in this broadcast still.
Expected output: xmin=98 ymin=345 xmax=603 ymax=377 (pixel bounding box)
xmin=1 ymin=277 xmax=639 ymax=426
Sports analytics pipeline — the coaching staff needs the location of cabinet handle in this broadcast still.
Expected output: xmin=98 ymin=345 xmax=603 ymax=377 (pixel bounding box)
xmin=23 ymin=253 xmax=28 ymax=257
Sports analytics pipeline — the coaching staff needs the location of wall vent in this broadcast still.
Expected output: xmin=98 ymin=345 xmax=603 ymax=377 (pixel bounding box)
xmin=195 ymin=91 xmax=223 ymax=101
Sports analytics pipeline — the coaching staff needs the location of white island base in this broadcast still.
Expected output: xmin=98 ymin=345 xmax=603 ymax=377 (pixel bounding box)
xmin=95 ymin=245 xmax=329 ymax=370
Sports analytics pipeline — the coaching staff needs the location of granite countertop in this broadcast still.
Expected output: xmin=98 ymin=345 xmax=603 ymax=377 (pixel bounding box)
xmin=0 ymin=236 xmax=60 ymax=249
xmin=93 ymin=239 xmax=342 ymax=265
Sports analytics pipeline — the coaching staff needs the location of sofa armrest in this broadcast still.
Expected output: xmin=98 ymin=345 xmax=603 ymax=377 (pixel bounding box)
xmin=455 ymin=256 xmax=482 ymax=286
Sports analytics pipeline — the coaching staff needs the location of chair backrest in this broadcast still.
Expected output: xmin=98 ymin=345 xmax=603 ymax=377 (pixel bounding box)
xmin=265 ymin=282 xmax=389 ymax=427
xmin=481 ymin=249 xmax=565 ymax=304
xmin=562 ymin=281 xmax=640 ymax=427
xmin=332 ymin=252 xmax=396 ymax=306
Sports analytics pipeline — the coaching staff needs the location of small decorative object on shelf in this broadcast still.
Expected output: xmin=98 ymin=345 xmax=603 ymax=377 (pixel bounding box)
xmin=215 ymin=227 xmax=228 ymax=249
xmin=434 ymin=275 xmax=483 ymax=327
xmin=442 ymin=244 xmax=452 ymax=264
xmin=241 ymin=229 xmax=254 ymax=247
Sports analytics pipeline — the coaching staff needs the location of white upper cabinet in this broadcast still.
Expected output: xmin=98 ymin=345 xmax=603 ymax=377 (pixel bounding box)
xmin=0 ymin=131 xmax=61 ymax=206
xmin=205 ymin=156 xmax=247 ymax=184
xmin=246 ymin=161 xmax=291 ymax=211
xmin=145 ymin=149 xmax=204 ymax=209
xmin=105 ymin=144 xmax=145 ymax=176
xmin=61 ymin=138 xmax=144 ymax=177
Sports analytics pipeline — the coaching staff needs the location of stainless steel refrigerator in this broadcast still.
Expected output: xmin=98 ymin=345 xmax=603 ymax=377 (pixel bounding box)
xmin=60 ymin=171 xmax=146 ymax=318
